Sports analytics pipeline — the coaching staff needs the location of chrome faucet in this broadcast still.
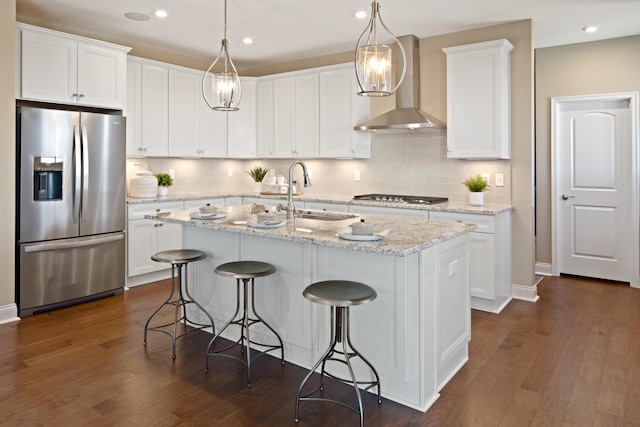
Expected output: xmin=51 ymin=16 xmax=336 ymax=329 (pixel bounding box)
xmin=287 ymin=160 xmax=311 ymax=219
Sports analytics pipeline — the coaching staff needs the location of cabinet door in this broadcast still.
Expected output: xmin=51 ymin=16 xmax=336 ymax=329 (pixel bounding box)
xmin=141 ymin=64 xmax=169 ymax=156
xmin=295 ymin=74 xmax=319 ymax=157
xmin=256 ymin=80 xmax=274 ymax=157
xmin=21 ymin=29 xmax=77 ymax=104
xmin=127 ymin=219 xmax=158 ymax=276
xmin=77 ymin=42 xmax=126 ymax=109
xmin=156 ymin=222 xmax=183 ymax=256
xmin=227 ymin=78 xmax=257 ymax=158
xmin=444 ymin=40 xmax=512 ymax=159
xmin=273 ymin=77 xmax=296 ymax=157
xmin=125 ymin=61 xmax=143 ymax=156
xmin=468 ymin=232 xmax=495 ymax=299
xmin=168 ymin=69 xmax=200 ymax=157
xmin=199 ymin=72 xmax=228 ymax=158
xmin=319 ymin=68 xmax=370 ymax=158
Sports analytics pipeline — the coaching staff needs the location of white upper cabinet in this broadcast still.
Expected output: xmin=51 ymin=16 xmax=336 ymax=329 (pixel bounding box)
xmin=319 ymin=65 xmax=371 ymax=158
xmin=256 ymin=64 xmax=366 ymax=159
xmin=443 ymin=39 xmax=513 ymax=159
xmin=18 ymin=24 xmax=130 ymax=109
xmin=168 ymin=69 xmax=201 ymax=157
xmin=256 ymin=80 xmax=274 ymax=157
xmin=227 ymin=77 xmax=257 ymax=158
xmin=199 ymin=72 xmax=228 ymax=158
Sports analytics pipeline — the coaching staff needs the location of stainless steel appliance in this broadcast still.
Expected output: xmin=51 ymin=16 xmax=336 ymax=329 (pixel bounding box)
xmin=353 ymin=194 xmax=449 ymax=205
xmin=16 ymin=106 xmax=126 ymax=317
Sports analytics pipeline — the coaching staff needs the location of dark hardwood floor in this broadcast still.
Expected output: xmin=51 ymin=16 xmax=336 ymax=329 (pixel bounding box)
xmin=1 ymin=275 xmax=639 ymax=426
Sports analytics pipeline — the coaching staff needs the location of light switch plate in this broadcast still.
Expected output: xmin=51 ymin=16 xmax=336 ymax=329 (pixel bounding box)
xmin=495 ymin=173 xmax=504 ymax=187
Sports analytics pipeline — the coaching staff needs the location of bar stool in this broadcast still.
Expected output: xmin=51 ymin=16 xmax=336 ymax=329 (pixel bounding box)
xmin=295 ymin=280 xmax=381 ymax=426
xmin=205 ymin=260 xmax=284 ymax=385
xmin=143 ymin=249 xmax=215 ymax=359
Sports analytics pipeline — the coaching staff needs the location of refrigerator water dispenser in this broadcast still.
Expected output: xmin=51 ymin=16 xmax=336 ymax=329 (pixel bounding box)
xmin=33 ymin=157 xmax=62 ymax=201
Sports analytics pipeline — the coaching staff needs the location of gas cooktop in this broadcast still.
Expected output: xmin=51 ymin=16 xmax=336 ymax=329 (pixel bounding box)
xmin=353 ymin=194 xmax=449 ymax=205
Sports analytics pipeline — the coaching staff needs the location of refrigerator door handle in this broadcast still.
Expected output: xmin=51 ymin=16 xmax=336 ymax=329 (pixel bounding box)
xmin=81 ymin=125 xmax=89 ymax=223
xmin=73 ymin=124 xmax=82 ymax=223
xmin=23 ymin=233 xmax=124 ymax=253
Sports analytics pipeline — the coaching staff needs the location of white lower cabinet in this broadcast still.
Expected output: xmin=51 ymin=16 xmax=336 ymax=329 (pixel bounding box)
xmin=429 ymin=210 xmax=512 ymax=313
xmin=127 ymin=202 xmax=183 ymax=278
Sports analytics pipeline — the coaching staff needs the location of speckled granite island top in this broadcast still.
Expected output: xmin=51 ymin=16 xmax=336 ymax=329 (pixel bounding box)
xmin=147 ymin=205 xmax=476 ymax=257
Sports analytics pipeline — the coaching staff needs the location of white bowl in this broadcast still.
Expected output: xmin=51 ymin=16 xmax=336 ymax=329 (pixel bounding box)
xmin=350 ymin=220 xmax=374 ymax=236
xmin=199 ymin=204 xmax=218 ymax=214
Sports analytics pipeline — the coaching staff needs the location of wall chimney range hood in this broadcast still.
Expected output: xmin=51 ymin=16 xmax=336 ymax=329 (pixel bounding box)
xmin=354 ymin=35 xmax=446 ymax=134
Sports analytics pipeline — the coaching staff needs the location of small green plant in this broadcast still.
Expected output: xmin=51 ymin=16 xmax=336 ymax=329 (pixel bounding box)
xmin=463 ymin=174 xmax=490 ymax=192
xmin=154 ymin=172 xmax=173 ymax=187
xmin=245 ymin=165 xmax=269 ymax=182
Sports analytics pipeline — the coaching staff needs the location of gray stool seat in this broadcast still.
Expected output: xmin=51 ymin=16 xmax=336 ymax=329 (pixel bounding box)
xmin=205 ymin=260 xmax=284 ymax=385
xmin=295 ymin=280 xmax=381 ymax=427
xmin=144 ymin=249 xmax=215 ymax=359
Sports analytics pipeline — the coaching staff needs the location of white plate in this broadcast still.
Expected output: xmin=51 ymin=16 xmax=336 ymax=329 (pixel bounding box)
xmin=338 ymin=229 xmax=384 ymax=242
xmin=189 ymin=212 xmax=226 ymax=220
xmin=246 ymin=220 xmax=287 ymax=229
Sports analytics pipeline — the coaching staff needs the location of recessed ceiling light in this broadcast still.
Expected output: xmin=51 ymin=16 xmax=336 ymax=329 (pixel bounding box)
xmin=582 ymin=26 xmax=598 ymax=33
xmin=242 ymin=37 xmax=254 ymax=45
xmin=355 ymin=10 xmax=367 ymax=19
xmin=124 ymin=12 xmax=150 ymax=21
xmin=155 ymin=10 xmax=168 ymax=18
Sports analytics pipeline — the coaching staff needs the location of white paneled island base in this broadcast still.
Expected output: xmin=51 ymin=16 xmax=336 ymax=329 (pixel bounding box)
xmin=149 ymin=206 xmax=474 ymax=412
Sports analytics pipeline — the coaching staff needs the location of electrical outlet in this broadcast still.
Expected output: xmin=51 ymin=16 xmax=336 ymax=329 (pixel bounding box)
xmin=481 ymin=173 xmax=491 ymax=186
xmin=354 ymin=170 xmax=361 ymax=181
xmin=495 ymin=173 xmax=504 ymax=187
xmin=228 ymin=168 xmax=233 ymax=177
xmin=168 ymin=168 xmax=175 ymax=179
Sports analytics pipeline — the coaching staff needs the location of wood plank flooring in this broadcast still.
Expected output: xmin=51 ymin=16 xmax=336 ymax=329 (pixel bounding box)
xmin=1 ymin=275 xmax=639 ymax=426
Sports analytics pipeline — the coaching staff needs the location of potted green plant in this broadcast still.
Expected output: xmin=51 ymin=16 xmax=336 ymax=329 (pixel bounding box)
xmin=154 ymin=172 xmax=173 ymax=197
xmin=245 ymin=165 xmax=269 ymax=194
xmin=463 ymin=174 xmax=490 ymax=206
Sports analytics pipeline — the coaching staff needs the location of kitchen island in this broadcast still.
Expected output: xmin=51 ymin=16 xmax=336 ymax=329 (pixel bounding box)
xmin=147 ymin=205 xmax=475 ymax=412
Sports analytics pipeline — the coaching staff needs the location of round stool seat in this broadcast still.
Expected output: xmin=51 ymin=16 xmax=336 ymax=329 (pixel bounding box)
xmin=215 ymin=261 xmax=276 ymax=279
xmin=152 ymin=249 xmax=206 ymax=264
xmin=303 ymin=280 xmax=377 ymax=307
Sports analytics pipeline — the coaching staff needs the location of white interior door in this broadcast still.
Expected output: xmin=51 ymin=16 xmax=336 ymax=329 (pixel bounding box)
xmin=552 ymin=93 xmax=638 ymax=284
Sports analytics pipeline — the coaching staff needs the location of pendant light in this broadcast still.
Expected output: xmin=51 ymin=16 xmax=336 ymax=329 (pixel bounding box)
xmin=354 ymin=1 xmax=406 ymax=97
xmin=202 ymin=0 xmax=241 ymax=111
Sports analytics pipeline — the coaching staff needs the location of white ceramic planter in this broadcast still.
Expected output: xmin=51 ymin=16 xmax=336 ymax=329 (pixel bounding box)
xmin=469 ymin=192 xmax=484 ymax=206
xmin=157 ymin=186 xmax=169 ymax=197
xmin=254 ymin=182 xmax=263 ymax=194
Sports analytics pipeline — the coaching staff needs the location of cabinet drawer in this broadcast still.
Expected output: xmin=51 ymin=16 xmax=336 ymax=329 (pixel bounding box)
xmin=429 ymin=211 xmax=495 ymax=233
xmin=127 ymin=201 xmax=184 ymax=220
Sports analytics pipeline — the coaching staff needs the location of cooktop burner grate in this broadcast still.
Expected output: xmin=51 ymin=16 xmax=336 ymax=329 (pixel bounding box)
xmin=353 ymin=194 xmax=449 ymax=205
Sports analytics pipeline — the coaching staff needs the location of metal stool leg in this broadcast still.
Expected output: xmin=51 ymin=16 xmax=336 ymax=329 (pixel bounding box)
xmin=144 ymin=261 xmax=216 ymax=359
xmin=295 ymin=306 xmax=381 ymax=426
xmin=205 ymin=276 xmax=285 ymax=385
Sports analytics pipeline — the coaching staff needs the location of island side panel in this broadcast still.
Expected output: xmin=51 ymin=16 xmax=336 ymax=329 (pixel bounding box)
xmin=315 ymin=245 xmax=426 ymax=411
xmin=432 ymin=234 xmax=471 ymax=390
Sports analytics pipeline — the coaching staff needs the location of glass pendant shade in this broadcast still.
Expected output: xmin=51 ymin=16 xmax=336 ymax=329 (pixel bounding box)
xmin=202 ymin=0 xmax=241 ymax=111
xmin=355 ymin=1 xmax=406 ymax=97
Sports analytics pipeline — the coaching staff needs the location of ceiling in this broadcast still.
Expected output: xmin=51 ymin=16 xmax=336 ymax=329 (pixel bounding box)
xmin=16 ymin=0 xmax=640 ymax=70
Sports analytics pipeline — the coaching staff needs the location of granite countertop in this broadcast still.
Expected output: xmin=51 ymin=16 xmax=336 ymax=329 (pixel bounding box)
xmin=147 ymin=204 xmax=476 ymax=257
xmin=129 ymin=191 xmax=513 ymax=215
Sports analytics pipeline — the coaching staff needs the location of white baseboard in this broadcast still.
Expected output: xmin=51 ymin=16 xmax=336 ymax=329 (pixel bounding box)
xmin=511 ymin=282 xmax=540 ymax=302
xmin=126 ymin=270 xmax=172 ymax=287
xmin=0 ymin=304 xmax=20 ymax=324
xmin=535 ymin=262 xmax=553 ymax=276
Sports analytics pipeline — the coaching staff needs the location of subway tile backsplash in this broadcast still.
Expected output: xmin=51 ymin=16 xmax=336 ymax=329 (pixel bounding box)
xmin=128 ymin=133 xmax=511 ymax=205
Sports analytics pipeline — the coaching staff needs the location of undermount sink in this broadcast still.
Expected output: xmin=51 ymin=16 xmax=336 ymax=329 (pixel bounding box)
xmin=293 ymin=210 xmax=357 ymax=221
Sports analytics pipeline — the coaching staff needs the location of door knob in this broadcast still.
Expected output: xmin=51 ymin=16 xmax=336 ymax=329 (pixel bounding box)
xmin=561 ymin=194 xmax=575 ymax=200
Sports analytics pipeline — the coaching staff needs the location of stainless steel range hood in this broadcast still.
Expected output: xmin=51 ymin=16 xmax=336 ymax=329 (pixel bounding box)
xmin=354 ymin=35 xmax=446 ymax=133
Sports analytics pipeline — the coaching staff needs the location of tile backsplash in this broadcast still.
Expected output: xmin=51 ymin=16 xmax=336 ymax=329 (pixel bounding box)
xmin=128 ymin=133 xmax=511 ymax=205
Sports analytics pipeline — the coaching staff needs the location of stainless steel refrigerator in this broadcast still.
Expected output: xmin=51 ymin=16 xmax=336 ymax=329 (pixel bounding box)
xmin=16 ymin=106 xmax=126 ymax=317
